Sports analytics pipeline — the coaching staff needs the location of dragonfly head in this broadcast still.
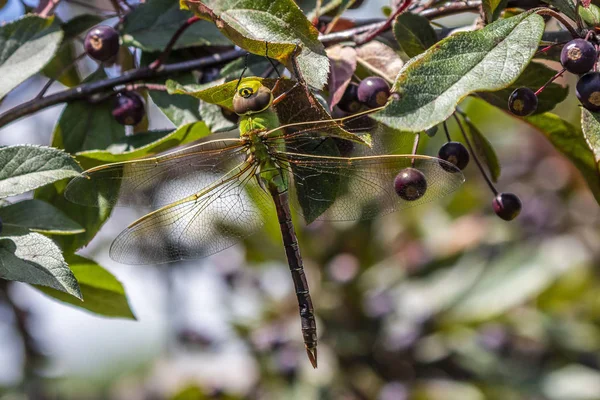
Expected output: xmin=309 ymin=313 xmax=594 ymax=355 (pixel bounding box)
xmin=233 ymin=80 xmax=273 ymax=115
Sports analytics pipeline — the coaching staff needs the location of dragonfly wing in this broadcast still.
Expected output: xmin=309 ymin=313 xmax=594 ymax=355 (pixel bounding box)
xmin=109 ymin=163 xmax=274 ymax=264
xmin=65 ymin=136 xmax=248 ymax=209
xmin=276 ymin=152 xmax=465 ymax=222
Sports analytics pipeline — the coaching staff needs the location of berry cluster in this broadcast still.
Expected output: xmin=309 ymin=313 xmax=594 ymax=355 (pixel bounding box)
xmin=84 ymin=26 xmax=146 ymax=126
xmin=509 ymin=37 xmax=600 ymax=116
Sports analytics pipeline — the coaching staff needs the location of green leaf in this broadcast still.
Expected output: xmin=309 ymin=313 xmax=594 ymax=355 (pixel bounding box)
xmin=0 ymin=145 xmax=81 ymax=198
xmin=580 ymin=108 xmax=600 ymax=174
xmin=579 ymin=3 xmax=600 ymax=26
xmin=122 ymin=0 xmax=227 ymax=51
xmin=393 ymin=12 xmax=437 ymax=58
xmin=477 ymin=61 xmax=568 ymax=115
xmin=181 ymin=0 xmax=329 ymax=89
xmin=461 ymin=116 xmax=501 ymax=182
xmin=74 ymin=121 xmax=212 ymax=169
xmin=34 ymin=180 xmax=111 ymax=255
xmin=0 ymin=15 xmax=63 ymax=99
xmin=36 ymin=255 xmax=136 ymax=319
xmin=42 ymin=41 xmax=80 ymax=87
xmin=542 ymin=0 xmax=578 ymax=21
xmin=0 ymin=232 xmax=81 ymax=299
xmin=482 ymin=0 xmax=509 ymax=23
xmin=62 ymin=14 xmax=104 ymax=39
xmin=0 ymin=199 xmax=84 ymax=235
xmin=373 ymin=12 xmax=545 ymax=132
xmin=525 ymin=112 xmax=600 ymax=204
xmin=199 ymin=102 xmax=237 ymax=133
xmin=51 ymin=69 xmax=126 ymax=154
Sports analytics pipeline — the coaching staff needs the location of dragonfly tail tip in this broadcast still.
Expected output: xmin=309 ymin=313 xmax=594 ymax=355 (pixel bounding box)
xmin=306 ymin=347 xmax=318 ymax=369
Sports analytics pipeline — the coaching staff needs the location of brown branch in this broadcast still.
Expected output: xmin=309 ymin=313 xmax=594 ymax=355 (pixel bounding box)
xmin=355 ymin=0 xmax=413 ymax=45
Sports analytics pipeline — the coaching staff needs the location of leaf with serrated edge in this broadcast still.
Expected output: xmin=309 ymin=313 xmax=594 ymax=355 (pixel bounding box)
xmin=180 ymin=0 xmax=329 ymax=89
xmin=0 ymin=15 xmax=63 ymax=99
xmin=373 ymin=12 xmax=545 ymax=132
xmin=36 ymin=255 xmax=135 ymax=319
xmin=0 ymin=145 xmax=81 ymax=198
xmin=0 ymin=199 xmax=84 ymax=235
xmin=525 ymin=112 xmax=600 ymax=204
xmin=0 ymin=233 xmax=82 ymax=299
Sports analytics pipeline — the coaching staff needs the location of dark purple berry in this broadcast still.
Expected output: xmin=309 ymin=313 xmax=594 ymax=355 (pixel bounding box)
xmin=112 ymin=92 xmax=145 ymax=126
xmin=84 ymin=26 xmax=120 ymax=62
xmin=357 ymin=77 xmax=391 ymax=108
xmin=438 ymin=141 xmax=470 ymax=170
xmin=492 ymin=192 xmax=522 ymax=221
xmin=576 ymin=72 xmax=600 ymax=112
xmin=508 ymin=87 xmax=538 ymax=116
xmin=560 ymin=39 xmax=597 ymax=75
xmin=394 ymin=168 xmax=427 ymax=201
xmin=337 ymin=82 xmax=362 ymax=113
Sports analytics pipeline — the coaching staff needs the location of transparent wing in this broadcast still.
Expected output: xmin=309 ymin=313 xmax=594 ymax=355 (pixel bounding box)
xmin=109 ymin=163 xmax=274 ymax=264
xmin=275 ymin=152 xmax=464 ymax=222
xmin=65 ymin=136 xmax=248 ymax=209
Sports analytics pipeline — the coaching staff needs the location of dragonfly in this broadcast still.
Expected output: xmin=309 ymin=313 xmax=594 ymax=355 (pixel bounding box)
xmin=65 ymin=75 xmax=465 ymax=368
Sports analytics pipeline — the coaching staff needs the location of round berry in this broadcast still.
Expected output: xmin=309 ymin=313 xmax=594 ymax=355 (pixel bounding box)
xmin=508 ymin=87 xmax=538 ymax=116
xmin=576 ymin=72 xmax=600 ymax=112
xmin=438 ymin=141 xmax=470 ymax=171
xmin=337 ymin=82 xmax=362 ymax=113
xmin=560 ymin=39 xmax=597 ymax=75
xmin=112 ymin=92 xmax=145 ymax=126
xmin=394 ymin=168 xmax=427 ymax=201
xmin=84 ymin=26 xmax=120 ymax=62
xmin=492 ymin=192 xmax=522 ymax=221
xmin=357 ymin=76 xmax=391 ymax=108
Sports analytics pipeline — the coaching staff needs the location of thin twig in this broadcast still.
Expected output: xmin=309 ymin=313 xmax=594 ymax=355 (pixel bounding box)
xmin=36 ymin=53 xmax=87 ymax=99
xmin=150 ymin=16 xmax=202 ymax=70
xmin=355 ymin=0 xmax=412 ymax=45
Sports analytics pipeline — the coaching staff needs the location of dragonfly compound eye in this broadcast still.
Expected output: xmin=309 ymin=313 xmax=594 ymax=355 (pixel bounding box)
xmin=233 ymin=85 xmax=273 ymax=115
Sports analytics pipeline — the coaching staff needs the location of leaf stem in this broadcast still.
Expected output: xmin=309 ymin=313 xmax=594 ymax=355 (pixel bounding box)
xmin=536 ymin=8 xmax=580 ymax=37
xmin=36 ymin=52 xmax=87 ymax=100
xmin=149 ymin=16 xmax=202 ymax=70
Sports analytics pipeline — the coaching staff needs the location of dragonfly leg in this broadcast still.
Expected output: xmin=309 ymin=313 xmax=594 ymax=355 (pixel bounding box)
xmin=272 ymin=82 xmax=301 ymax=106
xmin=269 ymin=186 xmax=318 ymax=368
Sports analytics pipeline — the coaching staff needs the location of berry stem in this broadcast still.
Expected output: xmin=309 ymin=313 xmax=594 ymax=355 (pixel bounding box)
xmin=534 ymin=67 xmax=566 ymax=96
xmin=453 ymin=112 xmax=498 ymax=195
xmin=443 ymin=121 xmax=452 ymax=142
xmin=35 ymin=52 xmax=87 ymax=100
xmin=536 ymin=8 xmax=580 ymax=38
xmin=150 ymin=16 xmax=202 ymax=70
xmin=411 ymin=132 xmax=420 ymax=167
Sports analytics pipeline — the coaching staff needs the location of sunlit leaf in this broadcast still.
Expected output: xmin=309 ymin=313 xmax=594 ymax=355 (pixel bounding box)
xmin=36 ymin=255 xmax=136 ymax=319
xmin=180 ymin=0 xmax=329 ymax=89
xmin=373 ymin=12 xmax=545 ymax=132
xmin=0 ymin=15 xmax=63 ymax=99
xmin=0 ymin=145 xmax=81 ymax=198
xmin=0 ymin=232 xmax=81 ymax=299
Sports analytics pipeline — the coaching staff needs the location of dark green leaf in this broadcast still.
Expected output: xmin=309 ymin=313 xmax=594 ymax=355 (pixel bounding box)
xmin=0 ymin=145 xmax=81 ymax=198
xmin=181 ymin=0 xmax=329 ymax=89
xmin=477 ymin=62 xmax=568 ymax=115
xmin=580 ymin=108 xmax=600 ymax=175
xmin=461 ymin=116 xmax=501 ymax=182
xmin=122 ymin=0 xmax=227 ymax=51
xmin=0 ymin=199 xmax=84 ymax=235
xmin=62 ymin=14 xmax=104 ymax=39
xmin=42 ymin=41 xmax=80 ymax=87
xmin=34 ymin=179 xmax=112 ymax=255
xmin=0 ymin=232 xmax=81 ymax=299
xmin=36 ymin=255 xmax=136 ymax=319
xmin=51 ymin=69 xmax=126 ymax=154
xmin=542 ymin=0 xmax=578 ymax=21
xmin=482 ymin=0 xmax=509 ymax=23
xmin=374 ymin=12 xmax=545 ymax=132
xmin=525 ymin=112 xmax=600 ymax=204
xmin=0 ymin=15 xmax=63 ymax=99
xmin=393 ymin=12 xmax=437 ymax=58
xmin=75 ymin=121 xmax=212 ymax=169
